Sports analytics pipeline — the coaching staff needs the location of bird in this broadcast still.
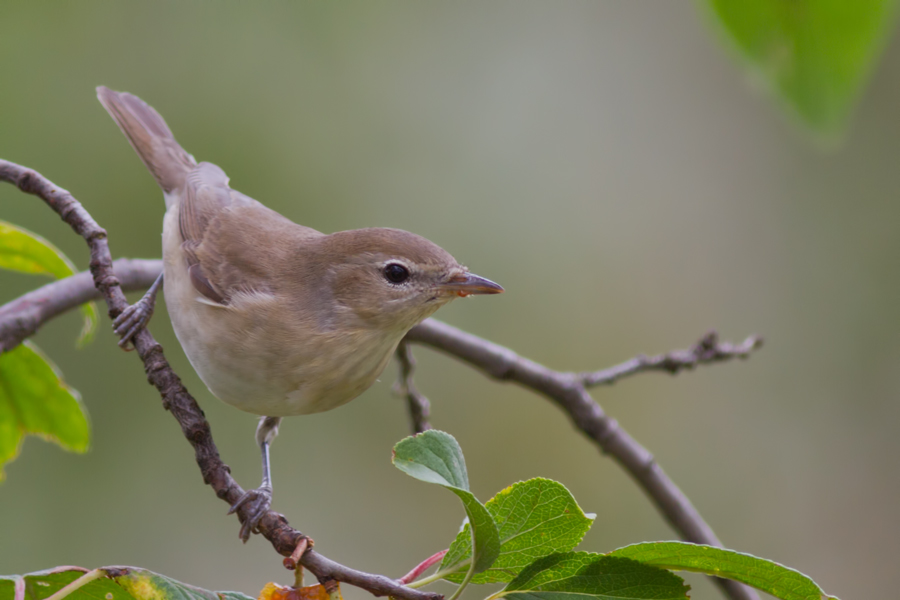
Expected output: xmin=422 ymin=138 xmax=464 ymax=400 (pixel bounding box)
xmin=96 ymin=86 xmax=503 ymax=542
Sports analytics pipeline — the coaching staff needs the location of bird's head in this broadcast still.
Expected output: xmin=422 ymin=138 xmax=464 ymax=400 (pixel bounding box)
xmin=317 ymin=228 xmax=503 ymax=332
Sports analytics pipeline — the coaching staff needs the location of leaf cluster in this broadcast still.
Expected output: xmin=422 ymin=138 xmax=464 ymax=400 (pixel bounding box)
xmin=0 ymin=222 xmax=94 ymax=480
xmin=393 ymin=430 xmax=839 ymax=600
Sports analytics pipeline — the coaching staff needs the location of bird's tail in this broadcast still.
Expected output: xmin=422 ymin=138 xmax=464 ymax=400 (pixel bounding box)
xmin=96 ymin=86 xmax=197 ymax=194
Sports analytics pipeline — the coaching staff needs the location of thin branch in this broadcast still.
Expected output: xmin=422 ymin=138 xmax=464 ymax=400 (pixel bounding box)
xmin=0 ymin=160 xmax=441 ymax=600
xmin=0 ymin=255 xmax=762 ymax=600
xmin=0 ymin=161 xmax=763 ymax=600
xmin=404 ymin=321 xmax=761 ymax=600
xmin=580 ymin=330 xmax=763 ymax=387
xmin=0 ymin=258 xmax=161 ymax=354
xmin=393 ymin=340 xmax=432 ymax=434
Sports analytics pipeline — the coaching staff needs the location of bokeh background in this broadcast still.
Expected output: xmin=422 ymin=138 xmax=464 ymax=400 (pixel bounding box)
xmin=2 ymin=2 xmax=898 ymax=599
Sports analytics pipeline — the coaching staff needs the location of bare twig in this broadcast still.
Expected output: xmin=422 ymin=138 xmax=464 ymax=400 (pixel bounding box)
xmin=393 ymin=340 xmax=432 ymax=434
xmin=283 ymin=537 xmax=313 ymax=571
xmin=1 ymin=161 xmax=763 ymax=600
xmin=0 ymin=160 xmax=441 ymax=600
xmin=580 ymin=330 xmax=763 ymax=387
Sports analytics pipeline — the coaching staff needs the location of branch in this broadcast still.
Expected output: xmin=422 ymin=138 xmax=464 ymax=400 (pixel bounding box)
xmin=580 ymin=331 xmax=763 ymax=387
xmin=0 ymin=160 xmax=441 ymax=600
xmin=0 ymin=258 xmax=161 ymax=353
xmin=404 ymin=322 xmax=761 ymax=600
xmin=1 ymin=161 xmax=763 ymax=600
xmin=0 ymin=256 xmax=762 ymax=600
xmin=393 ymin=339 xmax=433 ymax=434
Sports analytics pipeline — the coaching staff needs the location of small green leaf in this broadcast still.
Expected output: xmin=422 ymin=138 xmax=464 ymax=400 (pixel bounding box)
xmin=0 ymin=221 xmax=77 ymax=279
xmin=0 ymin=341 xmax=89 ymax=480
xmin=0 ymin=220 xmax=97 ymax=346
xmin=393 ymin=430 xmax=501 ymax=576
xmin=491 ymin=552 xmax=689 ymax=600
xmin=698 ymin=0 xmax=900 ymax=137
xmin=0 ymin=567 xmax=255 ymax=600
xmin=443 ymin=478 xmax=595 ymax=584
xmin=610 ymin=542 xmax=838 ymax=600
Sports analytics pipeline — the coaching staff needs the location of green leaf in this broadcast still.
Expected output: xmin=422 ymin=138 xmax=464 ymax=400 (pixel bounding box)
xmin=0 ymin=341 xmax=89 ymax=480
xmin=698 ymin=0 xmax=900 ymax=136
xmin=393 ymin=430 xmax=501 ymax=576
xmin=491 ymin=552 xmax=689 ymax=600
xmin=610 ymin=542 xmax=839 ymax=600
xmin=0 ymin=567 xmax=255 ymax=600
xmin=0 ymin=221 xmax=77 ymax=279
xmin=0 ymin=568 xmax=122 ymax=600
xmin=112 ymin=569 xmax=254 ymax=600
xmin=442 ymin=478 xmax=595 ymax=584
xmin=0 ymin=220 xmax=97 ymax=346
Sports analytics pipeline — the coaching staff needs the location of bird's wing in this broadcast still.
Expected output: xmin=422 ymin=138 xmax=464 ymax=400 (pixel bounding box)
xmin=178 ymin=162 xmax=322 ymax=305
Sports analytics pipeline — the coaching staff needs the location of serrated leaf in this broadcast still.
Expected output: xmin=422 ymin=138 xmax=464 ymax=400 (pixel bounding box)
xmin=0 ymin=567 xmax=255 ymax=600
xmin=491 ymin=552 xmax=689 ymax=600
xmin=610 ymin=542 xmax=839 ymax=600
xmin=699 ymin=0 xmax=900 ymax=137
xmin=393 ymin=430 xmax=501 ymax=576
xmin=442 ymin=478 xmax=595 ymax=584
xmin=0 ymin=220 xmax=97 ymax=346
xmin=0 ymin=341 xmax=89 ymax=480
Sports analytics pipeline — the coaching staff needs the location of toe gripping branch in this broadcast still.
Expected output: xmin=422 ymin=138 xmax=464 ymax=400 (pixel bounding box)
xmin=114 ymin=272 xmax=163 ymax=349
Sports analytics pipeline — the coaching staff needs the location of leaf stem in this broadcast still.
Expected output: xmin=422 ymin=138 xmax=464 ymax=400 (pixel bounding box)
xmin=399 ymin=550 xmax=449 ymax=584
xmin=446 ymin=564 xmax=476 ymax=600
xmin=44 ymin=569 xmax=104 ymax=600
xmin=407 ymin=565 xmax=465 ymax=589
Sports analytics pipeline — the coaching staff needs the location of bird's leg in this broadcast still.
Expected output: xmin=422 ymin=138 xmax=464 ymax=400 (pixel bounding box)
xmin=229 ymin=415 xmax=282 ymax=542
xmin=113 ymin=272 xmax=164 ymax=350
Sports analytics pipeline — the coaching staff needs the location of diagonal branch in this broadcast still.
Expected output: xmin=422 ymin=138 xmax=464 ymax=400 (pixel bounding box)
xmin=1 ymin=161 xmax=763 ymax=600
xmin=0 ymin=159 xmax=441 ymax=600
xmin=404 ymin=322 xmax=761 ymax=600
xmin=0 ymin=254 xmax=762 ymax=600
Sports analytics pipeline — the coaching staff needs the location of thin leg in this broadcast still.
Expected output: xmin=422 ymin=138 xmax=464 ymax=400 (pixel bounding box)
xmin=229 ymin=416 xmax=282 ymax=542
xmin=114 ymin=272 xmax=164 ymax=350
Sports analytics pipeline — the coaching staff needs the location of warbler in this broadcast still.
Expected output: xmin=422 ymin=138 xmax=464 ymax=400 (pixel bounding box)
xmin=97 ymin=87 xmax=502 ymax=541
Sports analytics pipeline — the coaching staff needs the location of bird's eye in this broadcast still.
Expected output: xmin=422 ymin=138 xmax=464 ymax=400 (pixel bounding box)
xmin=383 ymin=263 xmax=410 ymax=284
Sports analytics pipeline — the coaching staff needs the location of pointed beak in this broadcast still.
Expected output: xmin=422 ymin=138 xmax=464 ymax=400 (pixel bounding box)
xmin=438 ymin=272 xmax=504 ymax=297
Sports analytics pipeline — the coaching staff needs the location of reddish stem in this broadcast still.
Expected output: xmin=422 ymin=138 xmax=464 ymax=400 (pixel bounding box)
xmin=399 ymin=550 xmax=449 ymax=585
xmin=283 ymin=536 xmax=313 ymax=571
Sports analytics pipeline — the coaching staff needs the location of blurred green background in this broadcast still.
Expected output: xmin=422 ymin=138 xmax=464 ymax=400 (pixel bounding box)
xmin=2 ymin=2 xmax=899 ymax=599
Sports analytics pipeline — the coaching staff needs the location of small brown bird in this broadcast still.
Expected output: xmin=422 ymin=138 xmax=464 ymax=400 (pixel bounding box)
xmin=97 ymin=87 xmax=502 ymax=541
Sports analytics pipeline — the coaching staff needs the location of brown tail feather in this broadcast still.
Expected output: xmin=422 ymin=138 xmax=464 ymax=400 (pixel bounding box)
xmin=96 ymin=86 xmax=196 ymax=193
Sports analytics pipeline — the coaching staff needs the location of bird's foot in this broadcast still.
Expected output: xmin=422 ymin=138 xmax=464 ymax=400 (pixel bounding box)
xmin=113 ymin=299 xmax=155 ymax=350
xmin=114 ymin=273 xmax=163 ymax=350
xmin=228 ymin=485 xmax=273 ymax=543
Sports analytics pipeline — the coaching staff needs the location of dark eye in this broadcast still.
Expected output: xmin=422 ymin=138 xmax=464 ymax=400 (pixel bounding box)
xmin=383 ymin=263 xmax=410 ymax=284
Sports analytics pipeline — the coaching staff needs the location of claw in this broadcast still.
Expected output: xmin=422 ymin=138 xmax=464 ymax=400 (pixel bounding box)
xmin=114 ymin=303 xmax=153 ymax=349
xmin=228 ymin=486 xmax=273 ymax=543
xmin=113 ymin=273 xmax=163 ymax=350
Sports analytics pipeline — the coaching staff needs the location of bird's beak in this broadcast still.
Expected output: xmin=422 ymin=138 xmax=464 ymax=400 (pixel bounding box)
xmin=438 ymin=272 xmax=504 ymax=297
